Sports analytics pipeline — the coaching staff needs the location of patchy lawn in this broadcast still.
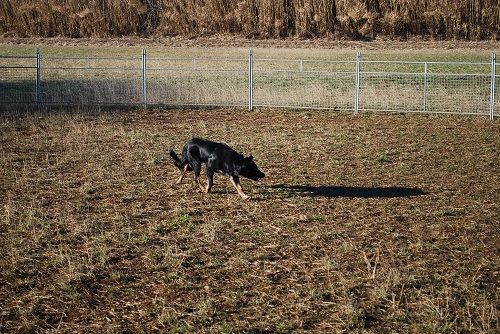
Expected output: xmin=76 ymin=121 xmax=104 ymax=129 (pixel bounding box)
xmin=1 ymin=108 xmax=498 ymax=333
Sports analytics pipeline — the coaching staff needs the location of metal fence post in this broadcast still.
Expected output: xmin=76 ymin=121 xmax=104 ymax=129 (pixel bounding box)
xmin=142 ymin=48 xmax=147 ymax=109
xmin=423 ymin=62 xmax=428 ymax=112
xmin=490 ymin=53 xmax=496 ymax=120
xmin=354 ymin=51 xmax=361 ymax=113
xmin=35 ymin=48 xmax=41 ymax=104
xmin=248 ymin=49 xmax=254 ymax=111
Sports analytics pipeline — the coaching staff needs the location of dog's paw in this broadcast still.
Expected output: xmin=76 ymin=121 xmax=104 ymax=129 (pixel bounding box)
xmin=241 ymin=194 xmax=252 ymax=201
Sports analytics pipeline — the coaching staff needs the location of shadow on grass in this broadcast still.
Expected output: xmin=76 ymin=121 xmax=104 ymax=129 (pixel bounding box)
xmin=270 ymin=184 xmax=426 ymax=198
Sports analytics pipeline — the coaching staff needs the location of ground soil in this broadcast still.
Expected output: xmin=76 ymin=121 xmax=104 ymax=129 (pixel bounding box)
xmin=1 ymin=36 xmax=499 ymax=51
xmin=0 ymin=108 xmax=498 ymax=333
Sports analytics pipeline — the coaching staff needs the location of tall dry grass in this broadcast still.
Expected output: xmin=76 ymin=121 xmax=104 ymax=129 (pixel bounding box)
xmin=0 ymin=0 xmax=498 ymax=40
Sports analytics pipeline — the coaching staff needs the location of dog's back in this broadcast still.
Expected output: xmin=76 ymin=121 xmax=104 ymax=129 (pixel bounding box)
xmin=184 ymin=138 xmax=244 ymax=173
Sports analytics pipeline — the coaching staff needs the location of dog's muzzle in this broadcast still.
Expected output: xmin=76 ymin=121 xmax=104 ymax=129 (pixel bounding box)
xmin=253 ymin=173 xmax=265 ymax=182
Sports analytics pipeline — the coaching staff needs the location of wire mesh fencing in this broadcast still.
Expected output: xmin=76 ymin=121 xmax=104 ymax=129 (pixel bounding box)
xmin=147 ymin=56 xmax=248 ymax=107
xmin=253 ymin=58 xmax=355 ymax=110
xmin=0 ymin=55 xmax=37 ymax=103
xmin=0 ymin=49 xmax=497 ymax=119
xmin=40 ymin=55 xmax=142 ymax=105
xmin=358 ymin=60 xmax=493 ymax=115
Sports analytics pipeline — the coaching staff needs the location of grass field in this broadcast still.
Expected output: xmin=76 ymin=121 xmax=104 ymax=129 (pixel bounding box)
xmin=1 ymin=41 xmax=496 ymax=61
xmin=0 ymin=107 xmax=498 ymax=333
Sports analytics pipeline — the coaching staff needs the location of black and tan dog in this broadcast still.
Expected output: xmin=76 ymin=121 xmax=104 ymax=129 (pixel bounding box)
xmin=169 ymin=138 xmax=265 ymax=200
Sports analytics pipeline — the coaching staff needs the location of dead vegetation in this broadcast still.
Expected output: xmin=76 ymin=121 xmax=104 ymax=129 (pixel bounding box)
xmin=1 ymin=0 xmax=499 ymax=40
xmin=0 ymin=107 xmax=499 ymax=333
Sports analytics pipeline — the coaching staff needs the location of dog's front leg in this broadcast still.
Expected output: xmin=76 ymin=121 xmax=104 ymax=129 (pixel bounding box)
xmin=194 ymin=175 xmax=206 ymax=193
xmin=230 ymin=175 xmax=251 ymax=200
xmin=191 ymin=162 xmax=206 ymax=193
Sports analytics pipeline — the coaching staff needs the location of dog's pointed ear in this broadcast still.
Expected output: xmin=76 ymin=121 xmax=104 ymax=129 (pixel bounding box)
xmin=248 ymin=155 xmax=253 ymax=161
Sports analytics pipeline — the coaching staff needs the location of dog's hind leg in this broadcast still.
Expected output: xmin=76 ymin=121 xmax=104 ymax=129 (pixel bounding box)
xmin=205 ymin=168 xmax=214 ymax=193
xmin=175 ymin=164 xmax=190 ymax=185
xmin=230 ymin=175 xmax=251 ymax=200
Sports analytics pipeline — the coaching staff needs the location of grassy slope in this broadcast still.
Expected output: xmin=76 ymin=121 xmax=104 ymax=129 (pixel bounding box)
xmin=0 ymin=108 xmax=498 ymax=333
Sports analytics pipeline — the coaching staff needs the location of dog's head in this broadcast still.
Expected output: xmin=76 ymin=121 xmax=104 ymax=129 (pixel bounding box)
xmin=239 ymin=155 xmax=265 ymax=181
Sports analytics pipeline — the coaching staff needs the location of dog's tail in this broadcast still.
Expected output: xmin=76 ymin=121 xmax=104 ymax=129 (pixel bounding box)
xmin=169 ymin=149 xmax=191 ymax=171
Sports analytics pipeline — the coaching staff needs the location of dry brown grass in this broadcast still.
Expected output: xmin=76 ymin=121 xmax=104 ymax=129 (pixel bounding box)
xmin=0 ymin=107 xmax=499 ymax=333
xmin=1 ymin=0 xmax=498 ymax=40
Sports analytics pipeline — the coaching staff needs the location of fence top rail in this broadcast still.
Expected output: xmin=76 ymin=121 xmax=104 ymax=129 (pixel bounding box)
xmin=425 ymin=60 xmax=490 ymax=66
xmin=2 ymin=54 xmax=492 ymax=66
xmin=43 ymin=56 xmax=141 ymax=61
xmin=42 ymin=66 xmax=142 ymax=71
xmin=149 ymin=56 xmax=246 ymax=62
xmin=148 ymin=67 xmax=244 ymax=73
xmin=0 ymin=65 xmax=37 ymax=69
xmin=148 ymin=57 xmax=354 ymax=63
xmin=362 ymin=71 xmax=491 ymax=77
xmin=256 ymin=58 xmax=354 ymax=64
xmin=0 ymin=55 xmax=36 ymax=59
xmin=253 ymin=69 xmax=355 ymax=75
xmin=362 ymin=60 xmax=490 ymax=66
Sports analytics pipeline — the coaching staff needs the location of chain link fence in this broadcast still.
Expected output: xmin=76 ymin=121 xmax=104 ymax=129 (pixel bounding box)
xmin=0 ymin=49 xmax=497 ymax=119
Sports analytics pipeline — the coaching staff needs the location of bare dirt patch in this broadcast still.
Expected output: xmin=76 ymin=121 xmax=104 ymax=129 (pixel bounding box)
xmin=1 ymin=36 xmax=499 ymax=52
xmin=1 ymin=108 xmax=498 ymax=333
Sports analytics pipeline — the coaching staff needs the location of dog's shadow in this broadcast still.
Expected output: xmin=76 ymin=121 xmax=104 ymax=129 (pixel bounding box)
xmin=269 ymin=184 xmax=426 ymax=198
